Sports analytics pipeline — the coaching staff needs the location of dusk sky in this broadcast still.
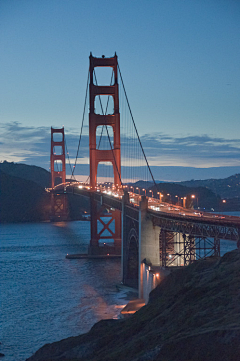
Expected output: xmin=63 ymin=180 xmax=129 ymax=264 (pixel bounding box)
xmin=1 ymin=0 xmax=240 ymax=181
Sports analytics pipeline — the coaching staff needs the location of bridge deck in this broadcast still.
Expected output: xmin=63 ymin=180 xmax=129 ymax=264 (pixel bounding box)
xmin=52 ymin=183 xmax=240 ymax=242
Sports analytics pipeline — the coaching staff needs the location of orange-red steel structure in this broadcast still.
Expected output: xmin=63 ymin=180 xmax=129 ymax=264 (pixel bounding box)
xmin=89 ymin=53 xmax=121 ymax=188
xmin=89 ymin=53 xmax=121 ymax=254
xmin=50 ymin=127 xmax=66 ymax=188
xmin=50 ymin=127 xmax=68 ymax=220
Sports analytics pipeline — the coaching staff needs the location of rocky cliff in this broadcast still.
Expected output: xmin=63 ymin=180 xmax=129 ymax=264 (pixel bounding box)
xmin=27 ymin=249 xmax=240 ymax=361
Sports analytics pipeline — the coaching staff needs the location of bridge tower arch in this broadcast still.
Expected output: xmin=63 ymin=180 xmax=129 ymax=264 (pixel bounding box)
xmin=50 ymin=127 xmax=68 ymax=221
xmin=89 ymin=53 xmax=121 ymax=254
xmin=50 ymin=127 xmax=66 ymax=188
xmin=89 ymin=53 xmax=121 ymax=188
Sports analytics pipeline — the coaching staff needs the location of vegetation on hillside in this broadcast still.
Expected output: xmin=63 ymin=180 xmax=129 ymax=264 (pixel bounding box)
xmin=180 ymin=173 xmax=240 ymax=199
xmin=0 ymin=160 xmax=51 ymax=188
xmin=0 ymin=170 xmax=49 ymax=222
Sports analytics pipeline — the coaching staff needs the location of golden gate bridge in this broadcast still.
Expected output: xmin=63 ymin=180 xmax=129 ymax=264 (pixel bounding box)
xmin=48 ymin=53 xmax=240 ymax=296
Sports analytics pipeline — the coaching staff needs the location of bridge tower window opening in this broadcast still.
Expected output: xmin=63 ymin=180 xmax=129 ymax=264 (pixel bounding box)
xmin=52 ymin=132 xmax=63 ymax=142
xmin=53 ymin=146 xmax=63 ymax=155
xmin=94 ymin=95 xmax=114 ymax=115
xmin=93 ymin=66 xmax=115 ymax=86
xmin=54 ymin=160 xmax=63 ymax=172
xmin=96 ymin=125 xmax=114 ymax=151
xmin=97 ymin=161 xmax=114 ymax=185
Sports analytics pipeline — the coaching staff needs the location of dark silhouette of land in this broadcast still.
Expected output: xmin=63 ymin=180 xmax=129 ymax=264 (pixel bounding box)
xmin=1 ymin=161 xmax=240 ymax=223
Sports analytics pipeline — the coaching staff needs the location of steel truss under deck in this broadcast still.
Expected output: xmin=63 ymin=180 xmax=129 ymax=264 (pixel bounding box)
xmin=154 ymin=213 xmax=239 ymax=267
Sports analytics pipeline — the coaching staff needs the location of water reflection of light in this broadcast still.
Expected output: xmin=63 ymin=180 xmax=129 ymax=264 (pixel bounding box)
xmin=81 ymin=285 xmax=114 ymax=319
xmin=115 ymin=304 xmax=127 ymax=309
xmin=53 ymin=222 xmax=68 ymax=228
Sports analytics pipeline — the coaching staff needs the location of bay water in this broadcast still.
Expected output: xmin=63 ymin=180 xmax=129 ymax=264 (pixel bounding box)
xmin=0 ymin=221 xmax=129 ymax=361
xmin=1 ymin=214 xmax=238 ymax=361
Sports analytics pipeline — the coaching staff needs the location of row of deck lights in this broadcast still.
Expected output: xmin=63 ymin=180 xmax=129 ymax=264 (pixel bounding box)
xmin=75 ymin=182 xmax=199 ymax=207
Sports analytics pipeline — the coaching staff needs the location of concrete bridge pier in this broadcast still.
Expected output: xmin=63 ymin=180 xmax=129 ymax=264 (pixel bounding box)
xmin=121 ymin=191 xmax=140 ymax=288
xmin=50 ymin=192 xmax=69 ymax=221
xmin=121 ymin=194 xmax=164 ymax=296
xmin=138 ymin=197 xmax=161 ymax=298
xmin=89 ymin=195 xmax=121 ymax=255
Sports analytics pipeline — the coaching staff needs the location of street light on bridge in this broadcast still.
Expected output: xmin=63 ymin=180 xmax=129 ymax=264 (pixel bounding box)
xmin=167 ymin=193 xmax=171 ymax=203
xmin=181 ymin=197 xmax=187 ymax=208
xmin=136 ymin=187 xmax=140 ymax=194
xmin=157 ymin=192 xmax=163 ymax=202
xmin=191 ymin=194 xmax=198 ymax=207
xmin=142 ymin=188 xmax=146 ymax=196
xmin=149 ymin=190 xmax=153 ymax=197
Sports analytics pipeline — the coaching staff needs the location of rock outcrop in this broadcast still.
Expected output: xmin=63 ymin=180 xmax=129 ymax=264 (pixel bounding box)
xmin=27 ymin=249 xmax=240 ymax=361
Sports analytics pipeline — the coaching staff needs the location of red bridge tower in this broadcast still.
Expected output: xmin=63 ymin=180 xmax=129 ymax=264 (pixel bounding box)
xmin=89 ymin=53 xmax=121 ymax=255
xmin=50 ymin=127 xmax=68 ymax=220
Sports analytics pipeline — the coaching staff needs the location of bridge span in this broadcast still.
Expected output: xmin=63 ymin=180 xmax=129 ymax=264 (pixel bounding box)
xmin=51 ymin=182 xmax=240 ymax=300
xmin=49 ymin=53 xmax=240 ymax=302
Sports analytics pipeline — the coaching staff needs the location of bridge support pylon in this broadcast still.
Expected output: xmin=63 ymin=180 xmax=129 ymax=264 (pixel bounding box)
xmin=88 ymin=53 xmax=121 ymax=255
xmin=50 ymin=127 xmax=68 ymax=221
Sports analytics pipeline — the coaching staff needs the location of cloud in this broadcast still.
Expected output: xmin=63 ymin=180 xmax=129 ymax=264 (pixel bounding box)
xmin=1 ymin=122 xmax=240 ymax=179
xmin=139 ymin=133 xmax=240 ymax=167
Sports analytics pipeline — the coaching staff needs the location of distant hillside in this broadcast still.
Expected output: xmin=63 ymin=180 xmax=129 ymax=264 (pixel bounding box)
xmin=0 ymin=161 xmax=51 ymax=188
xmin=153 ymin=183 xmax=220 ymax=210
xmin=180 ymin=173 xmax=240 ymax=198
xmin=0 ymin=170 xmax=49 ymax=223
xmin=130 ymin=180 xmax=221 ymax=210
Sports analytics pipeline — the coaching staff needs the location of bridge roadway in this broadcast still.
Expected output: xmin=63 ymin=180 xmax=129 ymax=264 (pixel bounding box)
xmin=54 ymin=182 xmax=240 ymax=242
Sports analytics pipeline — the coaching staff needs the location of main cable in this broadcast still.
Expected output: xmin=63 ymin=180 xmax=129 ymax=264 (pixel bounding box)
xmin=118 ymin=63 xmax=157 ymax=191
xmin=71 ymin=70 xmax=90 ymax=179
xmin=65 ymin=139 xmax=74 ymax=177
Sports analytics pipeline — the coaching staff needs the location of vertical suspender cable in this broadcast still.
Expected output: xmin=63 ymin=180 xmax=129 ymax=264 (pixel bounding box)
xmin=71 ymin=70 xmax=90 ymax=179
xmin=118 ymin=63 xmax=158 ymax=192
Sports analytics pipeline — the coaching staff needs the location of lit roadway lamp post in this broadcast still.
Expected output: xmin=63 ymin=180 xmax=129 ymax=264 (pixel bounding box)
xmin=191 ymin=194 xmax=198 ymax=208
xmin=149 ymin=190 xmax=153 ymax=198
xmin=183 ymin=197 xmax=187 ymax=208
xmin=142 ymin=188 xmax=146 ymax=196
xmin=167 ymin=193 xmax=171 ymax=203
xmin=136 ymin=187 xmax=140 ymax=194
xmin=157 ymin=192 xmax=163 ymax=202
xmin=175 ymin=195 xmax=179 ymax=205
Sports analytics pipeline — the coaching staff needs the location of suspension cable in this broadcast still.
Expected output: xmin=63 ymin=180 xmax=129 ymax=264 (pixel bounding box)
xmin=117 ymin=63 xmax=157 ymax=191
xmin=71 ymin=70 xmax=90 ymax=179
xmin=65 ymin=139 xmax=74 ymax=177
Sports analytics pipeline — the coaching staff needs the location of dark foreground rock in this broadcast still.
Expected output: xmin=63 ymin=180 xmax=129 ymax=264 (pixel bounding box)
xmin=26 ymin=249 xmax=240 ymax=361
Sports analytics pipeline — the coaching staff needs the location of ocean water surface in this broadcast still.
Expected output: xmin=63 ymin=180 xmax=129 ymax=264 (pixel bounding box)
xmin=0 ymin=221 xmax=129 ymax=361
xmin=0 ymin=215 xmax=238 ymax=361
